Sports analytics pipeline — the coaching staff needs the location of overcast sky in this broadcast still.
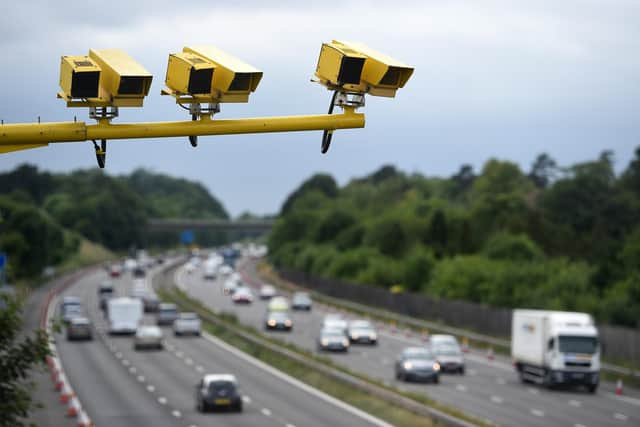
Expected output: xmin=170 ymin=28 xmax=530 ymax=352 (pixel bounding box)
xmin=0 ymin=1 xmax=638 ymax=216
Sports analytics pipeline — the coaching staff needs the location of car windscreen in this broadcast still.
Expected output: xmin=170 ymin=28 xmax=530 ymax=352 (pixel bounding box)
xmin=433 ymin=345 xmax=460 ymax=356
xmin=558 ymin=336 xmax=598 ymax=354
xmin=404 ymin=350 xmax=433 ymax=360
xmin=208 ymin=381 xmax=236 ymax=394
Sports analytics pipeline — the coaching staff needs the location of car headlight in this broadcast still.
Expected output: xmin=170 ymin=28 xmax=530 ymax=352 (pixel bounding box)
xmin=342 ymin=339 xmax=349 ymax=347
xmin=284 ymin=320 xmax=292 ymax=327
xmin=370 ymin=333 xmax=377 ymax=340
xmin=321 ymin=338 xmax=329 ymax=346
xmin=433 ymin=363 xmax=441 ymax=371
xmin=351 ymin=333 xmax=359 ymax=340
xmin=267 ymin=320 xmax=276 ymax=327
xmin=403 ymin=361 xmax=413 ymax=370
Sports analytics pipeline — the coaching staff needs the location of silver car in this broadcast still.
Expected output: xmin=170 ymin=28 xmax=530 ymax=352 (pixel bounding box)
xmin=173 ymin=312 xmax=202 ymax=336
xmin=157 ymin=303 xmax=179 ymax=325
xmin=431 ymin=335 xmax=465 ymax=374
xmin=134 ymin=325 xmax=163 ymax=350
xmin=347 ymin=320 xmax=378 ymax=345
xmin=317 ymin=328 xmax=350 ymax=352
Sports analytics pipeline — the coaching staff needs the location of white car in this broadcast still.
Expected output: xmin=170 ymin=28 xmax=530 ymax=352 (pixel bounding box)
xmin=174 ymin=313 xmax=202 ymax=336
xmin=134 ymin=325 xmax=163 ymax=350
xmin=218 ymin=265 xmax=233 ymax=276
xmin=430 ymin=334 xmax=465 ymax=374
xmin=322 ymin=314 xmax=347 ymax=333
xmin=259 ymin=284 xmax=277 ymax=300
xmin=223 ymin=278 xmax=240 ymax=295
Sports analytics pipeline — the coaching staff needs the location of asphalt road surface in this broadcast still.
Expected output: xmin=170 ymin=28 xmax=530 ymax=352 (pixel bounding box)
xmin=175 ymin=258 xmax=640 ymax=427
xmin=52 ymin=265 xmax=392 ymax=427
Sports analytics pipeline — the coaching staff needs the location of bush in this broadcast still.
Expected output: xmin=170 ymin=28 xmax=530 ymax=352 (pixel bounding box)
xmin=483 ymin=232 xmax=543 ymax=262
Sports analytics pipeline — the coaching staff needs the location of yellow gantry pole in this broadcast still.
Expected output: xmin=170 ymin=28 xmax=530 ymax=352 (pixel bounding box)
xmin=0 ymin=108 xmax=364 ymax=153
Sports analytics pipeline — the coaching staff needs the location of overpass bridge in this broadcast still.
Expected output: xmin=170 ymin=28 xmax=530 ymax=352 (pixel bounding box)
xmin=146 ymin=218 xmax=274 ymax=235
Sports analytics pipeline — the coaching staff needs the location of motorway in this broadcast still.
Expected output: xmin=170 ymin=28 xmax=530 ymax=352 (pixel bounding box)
xmin=174 ymin=258 xmax=640 ymax=427
xmin=51 ymin=265 xmax=392 ymax=427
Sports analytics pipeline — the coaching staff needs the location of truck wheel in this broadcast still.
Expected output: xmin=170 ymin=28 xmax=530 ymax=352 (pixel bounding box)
xmin=544 ymin=371 xmax=555 ymax=389
xmin=588 ymin=383 xmax=598 ymax=393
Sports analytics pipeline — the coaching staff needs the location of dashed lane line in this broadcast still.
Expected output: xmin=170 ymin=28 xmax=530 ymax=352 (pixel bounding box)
xmin=531 ymin=409 xmax=545 ymax=417
xmin=491 ymin=396 xmax=503 ymax=404
xmin=261 ymin=408 xmax=272 ymax=416
xmin=147 ymin=385 xmax=155 ymax=393
xmin=613 ymin=412 xmax=628 ymax=421
xmin=158 ymin=396 xmax=168 ymax=405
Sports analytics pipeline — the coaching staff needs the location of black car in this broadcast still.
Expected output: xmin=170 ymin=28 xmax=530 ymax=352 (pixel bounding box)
xmin=195 ymin=374 xmax=243 ymax=412
xmin=264 ymin=311 xmax=293 ymax=331
xmin=66 ymin=317 xmax=93 ymax=341
xmin=133 ymin=266 xmax=146 ymax=278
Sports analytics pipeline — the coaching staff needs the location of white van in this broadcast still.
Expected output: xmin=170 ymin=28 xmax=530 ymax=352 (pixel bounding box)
xmin=107 ymin=297 xmax=143 ymax=335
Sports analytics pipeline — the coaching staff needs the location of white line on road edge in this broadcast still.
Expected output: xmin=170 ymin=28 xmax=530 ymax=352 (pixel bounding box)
xmin=261 ymin=408 xmax=272 ymax=416
xmin=531 ymin=409 xmax=545 ymax=417
xmin=147 ymin=385 xmax=155 ymax=393
xmin=569 ymin=400 xmax=582 ymax=408
xmin=201 ymin=331 xmax=394 ymax=427
xmin=158 ymin=396 xmax=167 ymax=405
xmin=574 ymin=424 xmax=587 ymax=427
xmin=171 ymin=410 xmax=181 ymax=418
xmin=491 ymin=396 xmax=503 ymax=404
xmin=605 ymin=392 xmax=640 ymax=407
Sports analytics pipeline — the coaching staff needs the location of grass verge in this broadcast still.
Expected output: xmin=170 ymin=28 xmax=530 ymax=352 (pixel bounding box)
xmin=158 ymin=283 xmax=489 ymax=427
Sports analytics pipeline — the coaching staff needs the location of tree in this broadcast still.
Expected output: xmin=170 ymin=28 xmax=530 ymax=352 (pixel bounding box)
xmin=0 ymin=293 xmax=51 ymax=426
xmin=529 ymin=153 xmax=558 ymax=189
xmin=423 ymin=209 xmax=448 ymax=257
xmin=450 ymin=164 xmax=476 ymax=198
xmin=280 ymin=174 xmax=338 ymax=215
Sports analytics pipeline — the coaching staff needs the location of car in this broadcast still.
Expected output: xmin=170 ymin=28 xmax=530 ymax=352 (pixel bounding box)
xmin=264 ymin=311 xmax=293 ymax=331
xmin=174 ymin=312 xmax=202 ymax=336
xmin=347 ymin=320 xmax=378 ymax=345
xmin=322 ymin=314 xmax=348 ymax=334
xmin=142 ymin=294 xmax=160 ymax=313
xmin=133 ymin=266 xmax=146 ymax=278
xmin=195 ymin=374 xmax=242 ymax=412
xmin=61 ymin=296 xmax=83 ymax=323
xmin=218 ymin=265 xmax=233 ymax=277
xmin=98 ymin=280 xmax=114 ymax=296
xmin=259 ymin=284 xmax=277 ymax=300
xmin=157 ymin=303 xmax=179 ymax=325
xmin=134 ymin=325 xmax=163 ymax=350
xmin=430 ymin=335 xmax=465 ymax=374
xmin=395 ymin=347 xmax=440 ymax=383
xmin=267 ymin=296 xmax=289 ymax=312
xmin=185 ymin=263 xmax=196 ymax=274
xmin=317 ymin=328 xmax=350 ymax=352
xmin=124 ymin=258 xmax=138 ymax=272
xmin=291 ymin=292 xmax=312 ymax=311
xmin=232 ymin=286 xmax=254 ymax=304
xmin=109 ymin=264 xmax=122 ymax=278
xmin=131 ymin=280 xmax=148 ymax=300
xmin=66 ymin=316 xmax=93 ymax=341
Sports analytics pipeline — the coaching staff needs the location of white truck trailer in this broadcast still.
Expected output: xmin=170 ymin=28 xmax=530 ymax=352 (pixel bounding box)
xmin=511 ymin=309 xmax=600 ymax=392
xmin=107 ymin=297 xmax=143 ymax=335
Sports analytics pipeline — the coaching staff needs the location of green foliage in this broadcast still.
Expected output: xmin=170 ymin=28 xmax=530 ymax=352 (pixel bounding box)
xmin=483 ymin=232 xmax=543 ymax=262
xmin=0 ymin=293 xmax=51 ymax=426
xmin=0 ymin=195 xmax=78 ymax=278
xmin=269 ymin=148 xmax=640 ymax=327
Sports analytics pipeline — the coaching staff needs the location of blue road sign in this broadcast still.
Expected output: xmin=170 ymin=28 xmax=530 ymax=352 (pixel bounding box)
xmin=180 ymin=230 xmax=194 ymax=245
xmin=0 ymin=253 xmax=6 ymax=269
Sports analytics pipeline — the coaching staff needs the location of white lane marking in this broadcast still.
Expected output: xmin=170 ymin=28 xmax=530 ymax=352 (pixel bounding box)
xmin=574 ymin=424 xmax=587 ymax=427
xmin=129 ymin=366 xmax=137 ymax=374
xmin=531 ymin=409 xmax=545 ymax=417
xmin=201 ymin=331 xmax=394 ymax=427
xmin=527 ymin=387 xmax=539 ymax=395
xmin=380 ymin=358 xmax=390 ymax=365
xmin=455 ymin=384 xmax=468 ymax=392
xmin=185 ymin=357 xmax=193 ymax=365
xmin=176 ymin=351 xmax=184 ymax=358
xmin=496 ymin=377 xmax=506 ymax=385
xmin=137 ymin=375 xmax=145 ymax=382
xmin=361 ymin=352 xmax=368 ymax=358
xmin=467 ymin=368 xmax=477 ymax=376
xmin=286 ymin=424 xmax=297 ymax=427
xmin=158 ymin=396 xmax=167 ymax=405
xmin=147 ymin=385 xmax=155 ymax=392
xmin=261 ymin=408 xmax=272 ymax=416
xmin=491 ymin=395 xmax=503 ymax=404
xmin=115 ymin=352 xmax=122 ymax=359
xmin=122 ymin=359 xmax=130 ymax=366
xmin=242 ymin=395 xmax=252 ymax=404
xmin=606 ymin=392 xmax=640 ymax=407
xmin=613 ymin=413 xmax=628 ymax=421
xmin=165 ymin=343 xmax=175 ymax=351
xmin=195 ymin=365 xmax=204 ymax=373
xmin=171 ymin=410 xmax=181 ymax=418
xmin=569 ymin=400 xmax=582 ymax=407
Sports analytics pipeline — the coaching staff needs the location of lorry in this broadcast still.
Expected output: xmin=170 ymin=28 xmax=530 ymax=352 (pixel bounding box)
xmin=107 ymin=297 xmax=143 ymax=335
xmin=511 ymin=309 xmax=600 ymax=392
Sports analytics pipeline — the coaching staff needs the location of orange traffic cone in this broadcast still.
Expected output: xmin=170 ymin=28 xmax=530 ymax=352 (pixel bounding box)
xmin=616 ymin=379 xmax=623 ymax=395
xmin=487 ymin=347 xmax=494 ymax=361
xmin=77 ymin=410 xmax=94 ymax=427
xmin=60 ymin=382 xmax=73 ymax=404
